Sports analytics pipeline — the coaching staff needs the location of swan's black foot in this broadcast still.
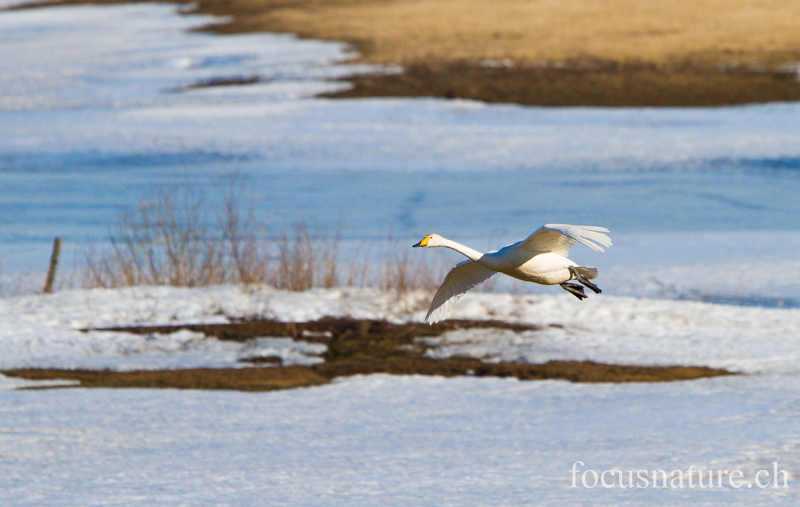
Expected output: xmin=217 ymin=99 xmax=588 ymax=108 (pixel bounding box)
xmin=580 ymin=278 xmax=602 ymax=294
xmin=560 ymin=282 xmax=587 ymax=300
xmin=568 ymin=267 xmax=602 ymax=294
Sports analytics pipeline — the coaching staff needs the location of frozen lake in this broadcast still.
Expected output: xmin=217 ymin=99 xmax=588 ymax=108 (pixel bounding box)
xmin=1 ymin=2 xmax=799 ymax=305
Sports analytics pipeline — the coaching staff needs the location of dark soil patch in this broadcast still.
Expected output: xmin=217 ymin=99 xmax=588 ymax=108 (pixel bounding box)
xmin=324 ymin=60 xmax=800 ymax=107
xmin=4 ymin=318 xmax=735 ymax=390
xmin=168 ymin=75 xmax=262 ymax=92
xmin=5 ymin=361 xmax=729 ymax=391
xmin=91 ymin=317 xmax=539 ymax=342
xmin=5 ymin=366 xmax=327 ymax=391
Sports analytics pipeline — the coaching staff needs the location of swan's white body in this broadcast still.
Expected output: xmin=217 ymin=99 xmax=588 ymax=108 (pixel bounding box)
xmin=413 ymin=224 xmax=612 ymax=324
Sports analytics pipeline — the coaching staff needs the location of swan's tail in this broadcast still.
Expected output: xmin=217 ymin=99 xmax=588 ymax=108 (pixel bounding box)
xmin=572 ymin=266 xmax=598 ymax=280
xmin=568 ymin=266 xmax=601 ymax=294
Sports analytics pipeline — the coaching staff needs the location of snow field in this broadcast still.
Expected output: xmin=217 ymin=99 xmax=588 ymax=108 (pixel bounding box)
xmin=1 ymin=286 xmax=799 ymax=375
xmin=2 ymin=373 xmax=799 ymax=505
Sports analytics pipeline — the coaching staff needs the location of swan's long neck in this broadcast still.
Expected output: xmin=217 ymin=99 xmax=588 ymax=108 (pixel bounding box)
xmin=438 ymin=237 xmax=484 ymax=262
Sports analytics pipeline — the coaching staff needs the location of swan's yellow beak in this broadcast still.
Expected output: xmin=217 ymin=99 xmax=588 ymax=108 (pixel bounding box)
xmin=412 ymin=237 xmax=429 ymax=248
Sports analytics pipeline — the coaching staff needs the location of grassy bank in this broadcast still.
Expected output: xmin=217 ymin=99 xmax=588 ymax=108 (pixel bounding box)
xmin=32 ymin=0 xmax=800 ymax=106
xmin=167 ymin=0 xmax=800 ymax=67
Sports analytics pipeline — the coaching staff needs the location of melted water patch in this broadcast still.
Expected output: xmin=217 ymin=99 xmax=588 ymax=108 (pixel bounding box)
xmin=679 ymin=292 xmax=800 ymax=310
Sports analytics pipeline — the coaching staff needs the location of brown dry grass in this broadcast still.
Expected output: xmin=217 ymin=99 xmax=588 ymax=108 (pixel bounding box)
xmin=193 ymin=0 xmax=800 ymax=67
xmin=36 ymin=0 xmax=800 ymax=67
xmin=31 ymin=0 xmax=800 ymax=106
xmin=79 ymin=182 xmax=446 ymax=293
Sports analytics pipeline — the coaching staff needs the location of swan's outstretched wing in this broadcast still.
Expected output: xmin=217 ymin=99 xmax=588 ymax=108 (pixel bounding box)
xmin=425 ymin=260 xmax=496 ymax=324
xmin=519 ymin=224 xmax=612 ymax=256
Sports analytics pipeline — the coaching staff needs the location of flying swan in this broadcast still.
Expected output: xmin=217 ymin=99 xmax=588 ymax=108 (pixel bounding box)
xmin=413 ymin=224 xmax=612 ymax=324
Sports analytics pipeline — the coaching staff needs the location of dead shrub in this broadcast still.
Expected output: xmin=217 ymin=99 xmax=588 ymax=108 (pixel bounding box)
xmin=79 ymin=182 xmax=446 ymax=294
xmin=82 ymin=184 xmax=229 ymax=288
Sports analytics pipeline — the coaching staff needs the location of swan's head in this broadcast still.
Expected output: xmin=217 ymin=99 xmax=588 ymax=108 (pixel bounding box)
xmin=412 ymin=234 xmax=444 ymax=248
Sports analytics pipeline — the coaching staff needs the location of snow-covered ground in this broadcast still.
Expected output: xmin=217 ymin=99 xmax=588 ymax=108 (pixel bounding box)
xmin=1 ymin=285 xmax=800 ymax=375
xmin=1 ymin=286 xmax=800 ymax=505
xmin=2 ymin=374 xmax=799 ymax=506
xmin=2 ymin=3 xmax=800 ymax=505
xmin=0 ymin=284 xmax=799 ymax=505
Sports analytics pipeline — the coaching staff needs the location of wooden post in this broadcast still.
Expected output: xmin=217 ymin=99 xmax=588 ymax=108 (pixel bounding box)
xmin=43 ymin=237 xmax=62 ymax=294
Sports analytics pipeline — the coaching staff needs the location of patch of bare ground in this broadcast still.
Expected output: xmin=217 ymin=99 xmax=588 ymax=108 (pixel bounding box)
xmin=323 ymin=60 xmax=800 ymax=107
xmin=4 ymin=318 xmax=734 ymax=390
xmin=4 ymin=366 xmax=328 ymax=391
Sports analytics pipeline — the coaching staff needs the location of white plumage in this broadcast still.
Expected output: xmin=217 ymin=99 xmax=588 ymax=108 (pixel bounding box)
xmin=413 ymin=224 xmax=612 ymax=324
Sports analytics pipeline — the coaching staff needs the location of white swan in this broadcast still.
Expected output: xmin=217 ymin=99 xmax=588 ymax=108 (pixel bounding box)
xmin=412 ymin=224 xmax=612 ymax=324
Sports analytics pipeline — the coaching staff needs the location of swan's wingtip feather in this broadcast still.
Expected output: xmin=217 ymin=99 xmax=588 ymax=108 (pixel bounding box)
xmin=548 ymin=224 xmax=613 ymax=252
